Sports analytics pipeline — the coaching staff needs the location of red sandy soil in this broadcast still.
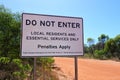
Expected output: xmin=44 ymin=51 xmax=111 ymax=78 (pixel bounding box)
xmin=54 ymin=57 xmax=120 ymax=80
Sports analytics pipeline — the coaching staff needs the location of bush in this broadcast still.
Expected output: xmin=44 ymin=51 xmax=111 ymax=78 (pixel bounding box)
xmin=0 ymin=5 xmax=57 ymax=80
xmin=94 ymin=50 xmax=106 ymax=59
xmin=0 ymin=57 xmax=32 ymax=80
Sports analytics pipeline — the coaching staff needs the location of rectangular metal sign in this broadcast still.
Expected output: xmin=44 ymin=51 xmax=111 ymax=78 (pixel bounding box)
xmin=21 ymin=13 xmax=83 ymax=57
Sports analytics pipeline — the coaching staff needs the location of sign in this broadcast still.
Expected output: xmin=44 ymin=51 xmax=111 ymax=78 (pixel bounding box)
xmin=21 ymin=13 xmax=83 ymax=57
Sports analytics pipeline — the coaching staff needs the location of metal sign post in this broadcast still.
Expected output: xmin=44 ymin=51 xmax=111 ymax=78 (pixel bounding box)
xmin=74 ymin=56 xmax=78 ymax=80
xmin=33 ymin=58 xmax=36 ymax=80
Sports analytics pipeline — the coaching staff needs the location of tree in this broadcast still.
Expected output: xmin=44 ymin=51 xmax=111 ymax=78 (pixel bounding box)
xmin=114 ymin=34 xmax=120 ymax=59
xmin=0 ymin=5 xmax=20 ymax=58
xmin=84 ymin=44 xmax=89 ymax=53
xmin=98 ymin=34 xmax=109 ymax=43
xmin=94 ymin=49 xmax=106 ymax=59
xmin=87 ymin=38 xmax=95 ymax=56
xmin=0 ymin=5 xmax=31 ymax=79
xmin=98 ymin=34 xmax=109 ymax=49
xmin=87 ymin=38 xmax=94 ymax=47
xmin=104 ymin=38 xmax=116 ymax=58
xmin=0 ymin=5 xmax=55 ymax=80
xmin=104 ymin=34 xmax=120 ymax=59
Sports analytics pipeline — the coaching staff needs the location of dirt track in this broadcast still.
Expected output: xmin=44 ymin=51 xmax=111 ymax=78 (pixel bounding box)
xmin=54 ymin=57 xmax=120 ymax=80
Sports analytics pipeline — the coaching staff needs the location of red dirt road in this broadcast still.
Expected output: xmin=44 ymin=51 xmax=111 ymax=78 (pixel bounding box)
xmin=54 ymin=57 xmax=120 ymax=80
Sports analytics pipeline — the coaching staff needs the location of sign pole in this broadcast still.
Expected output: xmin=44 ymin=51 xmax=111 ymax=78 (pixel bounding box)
xmin=33 ymin=57 xmax=36 ymax=80
xmin=74 ymin=56 xmax=78 ymax=80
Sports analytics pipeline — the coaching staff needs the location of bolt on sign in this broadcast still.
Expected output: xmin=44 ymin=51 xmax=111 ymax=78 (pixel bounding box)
xmin=21 ymin=13 xmax=84 ymax=57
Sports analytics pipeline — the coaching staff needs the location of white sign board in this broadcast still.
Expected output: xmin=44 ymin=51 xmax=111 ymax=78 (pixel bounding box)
xmin=21 ymin=13 xmax=83 ymax=57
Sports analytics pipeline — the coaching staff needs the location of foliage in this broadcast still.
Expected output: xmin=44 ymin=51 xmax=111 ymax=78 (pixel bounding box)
xmin=87 ymin=38 xmax=95 ymax=56
xmin=0 ymin=57 xmax=31 ymax=80
xmin=84 ymin=44 xmax=89 ymax=53
xmin=98 ymin=34 xmax=109 ymax=43
xmin=104 ymin=38 xmax=116 ymax=58
xmin=98 ymin=34 xmax=109 ymax=49
xmin=0 ymin=5 xmax=20 ymax=58
xmin=0 ymin=5 xmax=27 ymax=79
xmin=85 ymin=34 xmax=120 ymax=60
xmin=36 ymin=57 xmax=55 ymax=79
xmin=94 ymin=50 xmax=106 ymax=59
xmin=37 ymin=57 xmax=54 ymax=69
xmin=87 ymin=38 xmax=94 ymax=46
xmin=114 ymin=34 xmax=120 ymax=59
xmin=0 ymin=5 xmax=56 ymax=80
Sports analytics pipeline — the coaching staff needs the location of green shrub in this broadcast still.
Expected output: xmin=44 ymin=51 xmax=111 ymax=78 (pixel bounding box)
xmin=94 ymin=50 xmax=106 ymax=59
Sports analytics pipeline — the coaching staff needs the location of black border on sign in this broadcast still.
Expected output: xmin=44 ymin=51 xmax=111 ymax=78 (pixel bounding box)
xmin=21 ymin=13 xmax=84 ymax=58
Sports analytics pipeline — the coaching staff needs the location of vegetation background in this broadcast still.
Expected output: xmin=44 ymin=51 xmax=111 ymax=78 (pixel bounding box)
xmin=0 ymin=5 xmax=58 ymax=80
xmin=85 ymin=34 xmax=120 ymax=60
